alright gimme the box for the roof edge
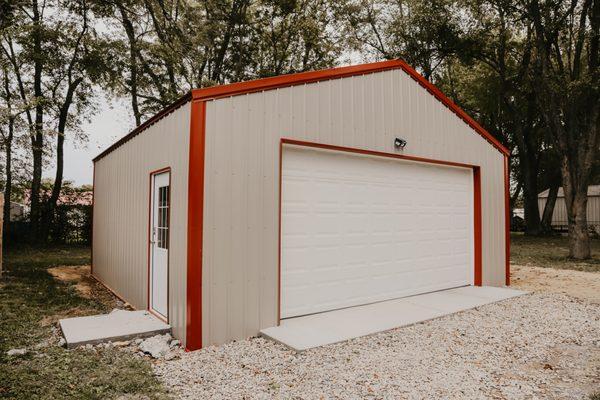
[93,92,192,162]
[191,60,404,101]
[393,60,510,156]
[192,59,509,156]
[94,59,509,162]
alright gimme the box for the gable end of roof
[94,59,509,162]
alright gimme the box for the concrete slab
[261,286,526,351]
[59,310,171,348]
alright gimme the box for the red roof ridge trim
[93,59,509,162]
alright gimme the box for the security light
[394,138,407,149]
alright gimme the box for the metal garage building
[92,60,510,351]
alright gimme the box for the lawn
[0,245,169,400]
[510,232,600,272]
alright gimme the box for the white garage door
[281,145,474,319]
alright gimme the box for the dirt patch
[47,265,129,310]
[511,264,600,303]
[48,265,93,298]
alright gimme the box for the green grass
[510,233,600,272]
[0,245,169,399]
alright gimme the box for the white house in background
[91,60,511,351]
[538,185,600,230]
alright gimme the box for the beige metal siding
[93,103,190,343]
[539,196,600,227]
[202,69,507,346]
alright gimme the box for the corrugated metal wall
[538,196,600,227]
[93,103,190,343]
[202,69,507,346]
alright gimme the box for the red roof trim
[190,60,404,101]
[191,59,508,155]
[94,59,509,161]
[93,92,192,162]
[393,60,509,156]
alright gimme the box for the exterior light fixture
[394,138,407,149]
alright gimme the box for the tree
[0,63,18,234]
[334,0,469,79]
[460,0,552,235]
[1,0,114,242]
[528,0,600,258]
[105,0,342,122]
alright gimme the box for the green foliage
[102,0,343,120]
[0,246,169,399]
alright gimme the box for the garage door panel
[281,146,474,318]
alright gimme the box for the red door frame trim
[504,155,511,285]
[186,100,206,351]
[277,139,483,323]
[147,167,172,323]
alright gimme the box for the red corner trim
[473,167,482,286]
[504,155,511,285]
[186,100,206,351]
[91,162,95,275]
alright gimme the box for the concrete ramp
[261,286,526,351]
[59,310,170,348]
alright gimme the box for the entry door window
[156,185,169,249]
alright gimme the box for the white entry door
[281,146,474,319]
[150,171,170,319]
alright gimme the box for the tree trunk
[560,154,592,259]
[2,69,13,237]
[540,183,559,232]
[3,122,12,237]
[211,0,249,83]
[42,78,82,241]
[117,3,142,126]
[30,0,44,241]
[519,152,542,235]
[567,191,591,259]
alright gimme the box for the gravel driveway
[154,293,599,399]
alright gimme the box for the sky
[45,95,133,186]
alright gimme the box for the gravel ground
[154,293,599,399]
[512,264,600,304]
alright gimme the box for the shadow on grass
[0,245,169,399]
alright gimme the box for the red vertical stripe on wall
[473,167,482,286]
[186,100,206,351]
[504,155,511,286]
[91,163,95,276]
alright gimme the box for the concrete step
[59,310,170,349]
